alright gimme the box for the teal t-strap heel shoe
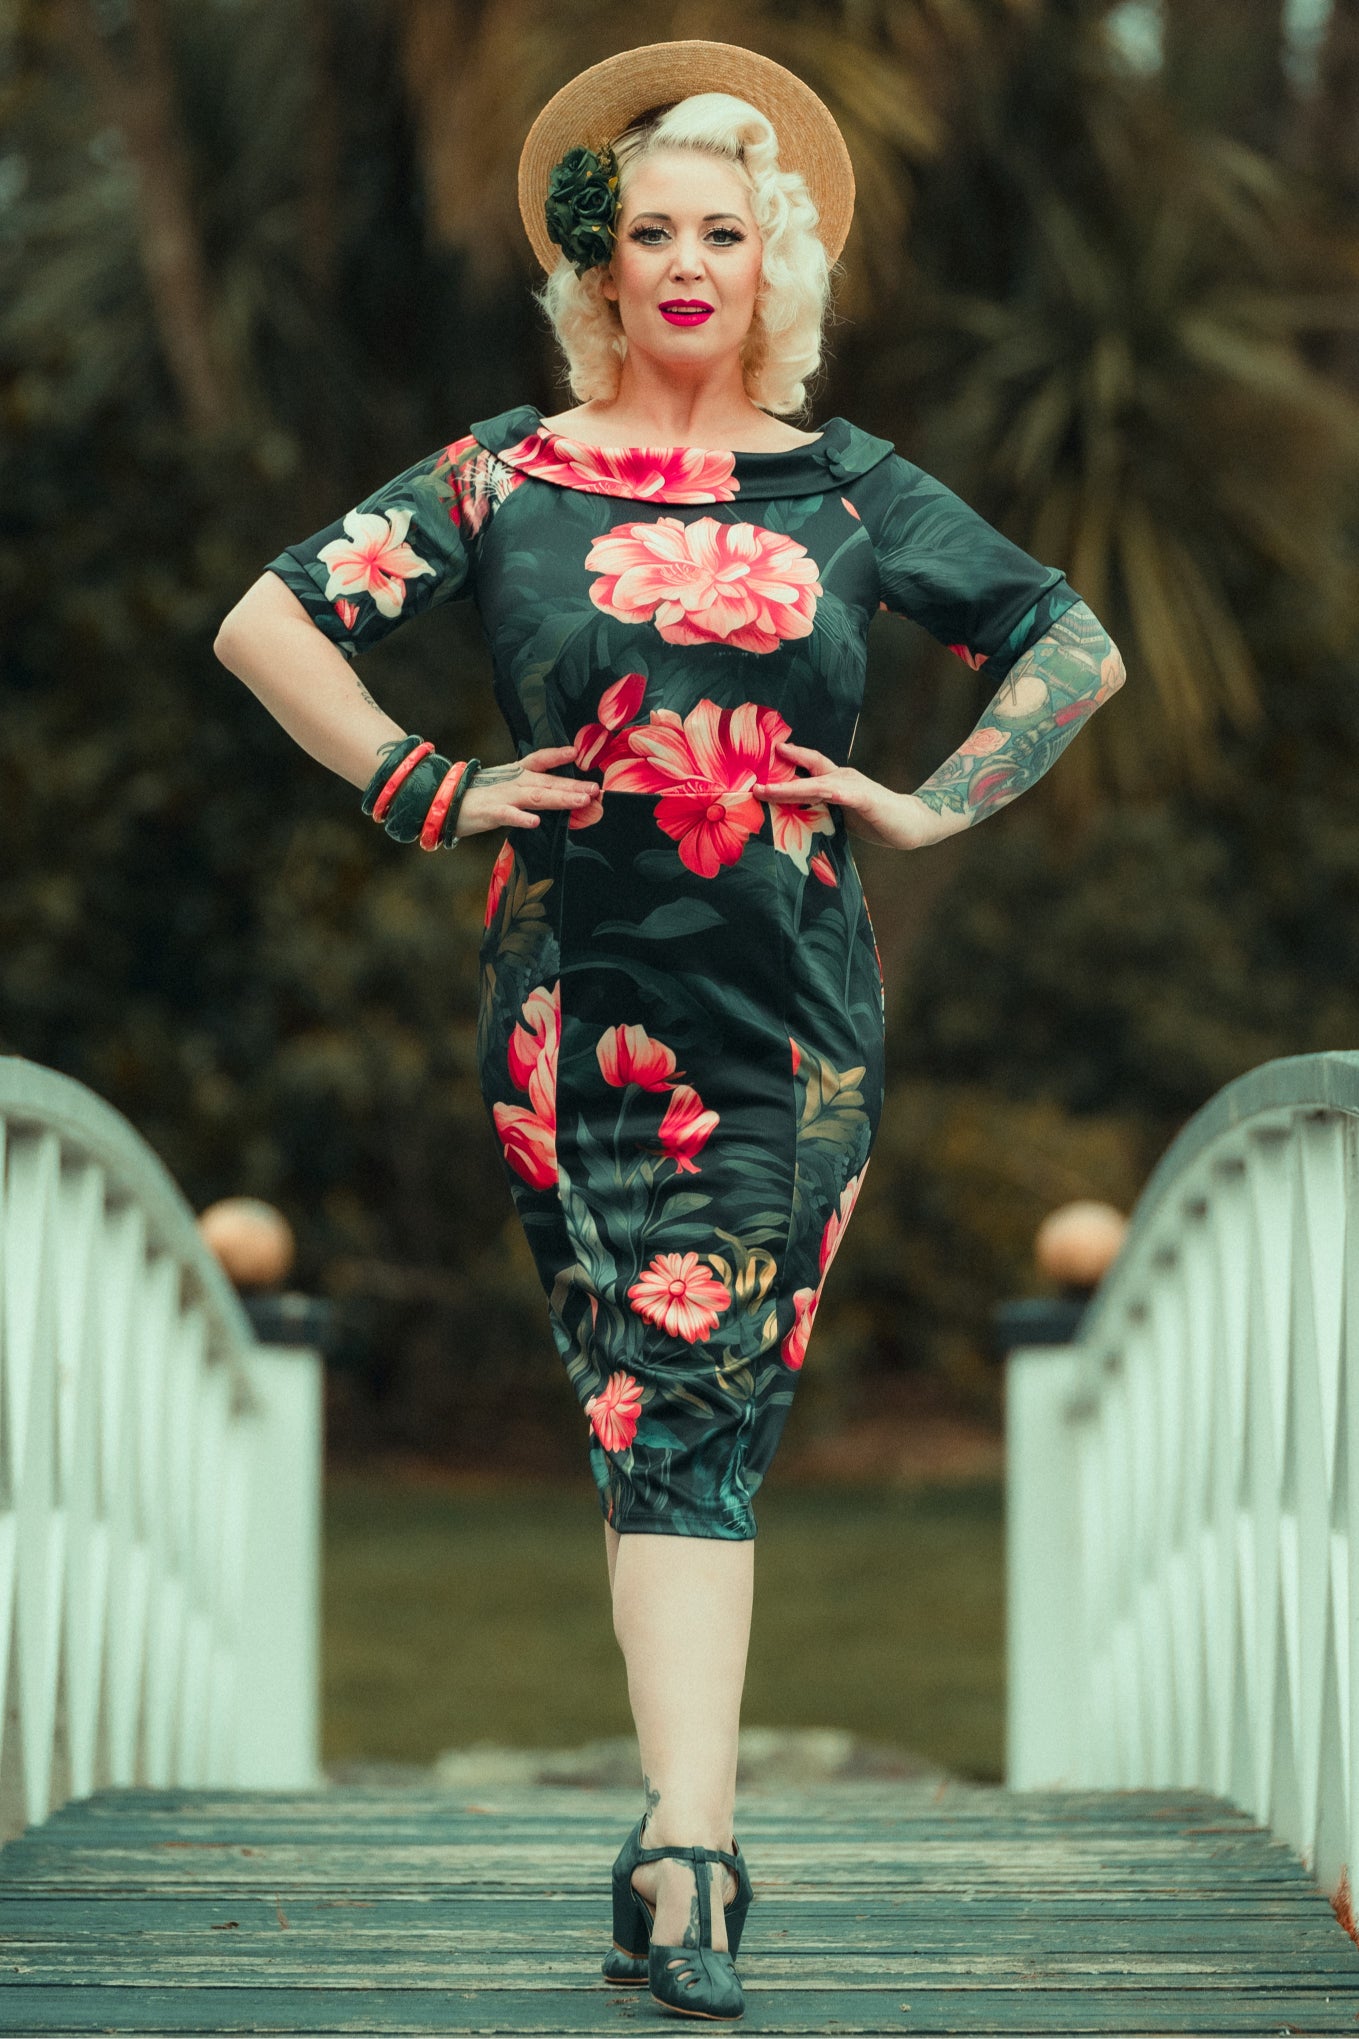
[602,1814,752,1987]
[634,1840,746,2020]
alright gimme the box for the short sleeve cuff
[264,551,359,662]
[982,574,1084,680]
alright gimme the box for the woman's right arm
[214,569,409,789]
[214,440,596,829]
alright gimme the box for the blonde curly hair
[532,92,837,419]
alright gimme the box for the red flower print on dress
[770,799,835,874]
[499,431,740,503]
[628,1251,732,1343]
[575,672,649,770]
[444,434,524,538]
[950,644,988,669]
[809,850,838,887]
[484,838,515,927]
[585,518,821,653]
[316,507,434,619]
[597,1023,683,1091]
[334,598,360,631]
[782,1286,819,1373]
[781,1159,871,1369]
[492,981,559,1189]
[656,1084,719,1174]
[789,1036,802,1075]
[569,671,648,831]
[603,697,831,880]
[584,1369,644,1451]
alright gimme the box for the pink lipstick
[659,300,714,326]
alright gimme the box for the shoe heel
[611,1861,651,1960]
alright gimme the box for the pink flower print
[628,1251,732,1343]
[584,1370,644,1451]
[494,981,559,1187]
[840,496,861,520]
[484,838,514,927]
[316,506,434,619]
[445,438,523,537]
[819,1161,870,1280]
[603,697,792,879]
[781,1161,870,1370]
[585,518,821,653]
[596,1022,682,1091]
[499,431,740,503]
[656,1083,719,1174]
[957,725,1008,757]
[789,1035,801,1075]
[334,598,360,631]
[950,644,988,669]
[770,798,835,873]
[574,670,648,775]
[492,1103,557,1190]
[781,1285,819,1370]
[809,850,838,886]
[570,672,648,831]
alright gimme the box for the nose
[669,232,707,282]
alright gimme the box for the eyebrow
[627,211,747,222]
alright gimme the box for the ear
[600,265,619,303]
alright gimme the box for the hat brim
[517,39,855,273]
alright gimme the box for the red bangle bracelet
[371,740,435,823]
[420,759,468,850]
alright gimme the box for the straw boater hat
[517,40,855,274]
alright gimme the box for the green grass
[323,1472,1007,1782]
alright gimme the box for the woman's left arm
[898,597,1126,845]
[754,600,1125,850]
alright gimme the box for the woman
[214,39,1125,2022]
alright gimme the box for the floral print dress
[264,403,1080,1539]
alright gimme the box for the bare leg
[604,1523,753,1957]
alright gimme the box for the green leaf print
[492,862,553,971]
[797,1051,868,1145]
[594,899,728,941]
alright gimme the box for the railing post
[233,1332,325,1789]
[1001,1298,1091,1791]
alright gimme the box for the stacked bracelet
[361,737,480,849]
[441,758,481,846]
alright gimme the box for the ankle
[642,1812,735,1852]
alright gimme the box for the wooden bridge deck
[0,1778,1355,2034]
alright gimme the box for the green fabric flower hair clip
[544,142,620,276]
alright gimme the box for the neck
[598,347,769,443]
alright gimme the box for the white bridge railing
[1007,1051,1358,1917]
[0,1056,323,1842]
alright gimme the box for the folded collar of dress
[467,403,894,503]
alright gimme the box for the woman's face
[601,147,764,368]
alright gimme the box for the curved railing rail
[1006,1051,1358,1916]
[0,1055,322,1841]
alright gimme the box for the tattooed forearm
[912,601,1125,825]
[472,762,528,786]
[353,673,384,714]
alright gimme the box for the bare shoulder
[537,402,824,454]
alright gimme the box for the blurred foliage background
[3,0,1359,1470]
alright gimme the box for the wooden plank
[0,1783,1352,2034]
[0,1984,1356,2032]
